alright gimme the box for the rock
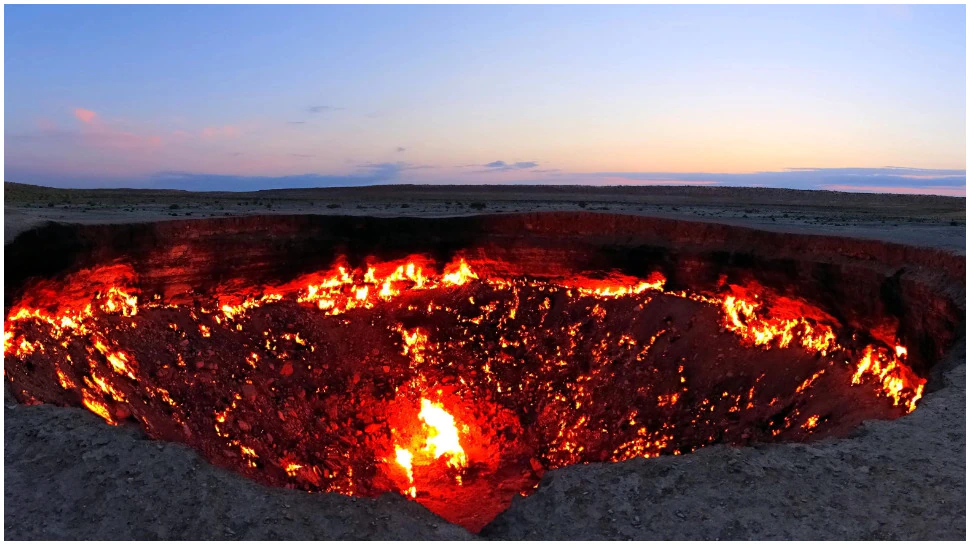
[529,458,544,473]
[241,384,257,402]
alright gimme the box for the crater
[3,212,962,532]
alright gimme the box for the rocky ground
[4,183,966,539]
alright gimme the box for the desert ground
[4,182,966,539]
[5,181,965,250]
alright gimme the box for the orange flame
[391,397,467,497]
[418,398,467,469]
[442,259,478,286]
[394,447,416,497]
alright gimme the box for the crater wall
[5,213,963,378]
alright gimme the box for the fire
[418,398,467,469]
[4,256,926,435]
[721,294,836,355]
[850,344,922,410]
[394,448,416,497]
[3,253,931,530]
[56,368,76,390]
[101,287,138,316]
[391,397,467,497]
[81,390,115,425]
[442,259,478,286]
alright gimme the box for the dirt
[4,183,966,540]
[5,182,965,252]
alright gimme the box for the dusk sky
[4,5,966,195]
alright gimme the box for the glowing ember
[3,255,928,531]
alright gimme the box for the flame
[390,397,467,497]
[3,252,930,519]
[101,287,138,316]
[418,398,467,469]
[56,368,76,390]
[442,259,478,286]
[721,295,835,354]
[81,390,115,425]
[394,447,416,497]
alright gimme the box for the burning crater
[4,213,961,532]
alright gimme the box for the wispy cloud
[307,105,342,114]
[74,107,97,124]
[592,167,965,196]
[478,160,541,172]
[11,107,163,150]
[357,161,434,172]
[146,162,418,191]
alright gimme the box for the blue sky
[4,5,966,195]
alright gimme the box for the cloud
[10,107,254,158]
[146,162,413,191]
[481,160,540,171]
[591,167,965,196]
[307,105,342,114]
[9,125,162,151]
[287,121,306,125]
[290,153,315,158]
[356,161,434,172]
[512,161,538,169]
[74,108,97,124]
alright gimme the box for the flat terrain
[5,182,965,250]
[4,182,966,539]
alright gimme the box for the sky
[4,4,966,195]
